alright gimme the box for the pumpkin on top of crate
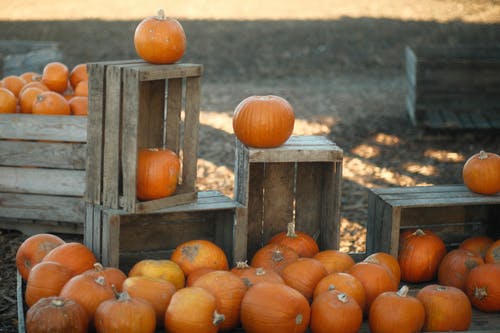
[462,150,500,195]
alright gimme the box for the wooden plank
[137,79,165,149]
[405,46,417,87]
[84,203,95,250]
[182,76,201,193]
[246,163,265,258]
[323,161,342,250]
[0,114,87,142]
[214,209,235,264]
[102,213,121,268]
[137,63,203,81]
[0,140,86,169]
[232,206,248,263]
[17,271,25,333]
[133,192,197,213]
[0,167,85,196]
[165,78,183,153]
[295,162,323,239]
[0,192,84,222]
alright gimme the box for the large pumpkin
[279,257,328,301]
[170,239,229,276]
[16,233,65,280]
[310,290,362,333]
[250,243,298,273]
[313,249,355,274]
[25,261,73,307]
[312,272,366,310]
[437,249,483,290]
[26,297,88,333]
[82,263,127,292]
[465,263,500,312]
[462,150,500,195]
[136,148,180,201]
[232,95,295,148]
[41,242,96,276]
[134,9,186,64]
[268,222,319,258]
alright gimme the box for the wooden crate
[234,135,343,260]
[367,184,500,257]
[85,60,202,213]
[0,114,87,235]
[405,45,500,130]
[84,191,245,273]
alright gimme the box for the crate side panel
[165,78,182,153]
[137,79,165,149]
[246,163,265,258]
[320,161,342,250]
[295,162,323,240]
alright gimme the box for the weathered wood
[165,78,183,153]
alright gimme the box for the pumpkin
[231,261,284,287]
[69,64,88,89]
[74,79,88,96]
[348,261,398,313]
[19,87,44,114]
[398,228,446,283]
[279,257,328,301]
[437,248,484,290]
[41,62,69,93]
[122,276,176,327]
[192,270,248,331]
[136,148,180,200]
[232,95,295,148]
[186,267,216,287]
[313,249,356,273]
[20,71,41,83]
[25,296,88,333]
[32,91,71,115]
[485,239,500,264]
[268,222,319,257]
[25,261,73,307]
[165,286,225,333]
[134,9,186,64]
[69,96,88,116]
[0,87,17,113]
[94,291,156,333]
[170,239,229,276]
[416,284,472,331]
[240,282,310,333]
[83,262,127,292]
[59,274,115,322]
[1,75,26,97]
[310,290,362,333]
[459,236,495,259]
[364,252,401,285]
[19,81,49,97]
[128,259,185,290]
[250,243,298,273]
[369,285,425,333]
[16,233,65,280]
[42,242,96,276]
[465,263,500,312]
[312,272,366,310]
[462,150,500,195]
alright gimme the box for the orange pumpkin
[32,91,71,115]
[437,249,484,290]
[310,290,362,333]
[417,284,472,331]
[15,233,65,280]
[165,287,224,333]
[398,229,446,283]
[134,9,186,64]
[369,285,425,333]
[250,243,298,273]
[313,249,355,273]
[41,242,96,276]
[0,87,18,114]
[279,257,328,301]
[459,236,495,259]
[465,263,500,312]
[233,95,295,148]
[462,151,500,195]
[69,96,88,116]
[25,261,73,307]
[20,71,41,83]
[19,86,44,114]
[364,252,401,285]
[170,239,229,276]
[313,272,366,310]
[26,297,88,333]
[73,79,88,96]
[41,62,69,93]
[136,148,180,200]
[240,282,310,333]
[19,81,49,97]
[1,75,26,97]
[82,262,127,292]
[186,267,216,287]
[69,63,88,89]
[485,239,500,264]
[268,222,319,257]
[128,259,185,290]
[231,261,284,287]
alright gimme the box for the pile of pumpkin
[0,61,88,115]
[16,222,500,333]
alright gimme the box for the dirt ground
[1,1,500,331]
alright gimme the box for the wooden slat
[322,160,342,250]
[182,76,201,192]
[0,140,86,169]
[165,78,183,153]
[137,63,203,81]
[295,162,323,240]
[137,79,165,149]
[0,166,85,196]
[0,114,87,142]
[246,163,265,258]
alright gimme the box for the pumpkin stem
[337,293,349,303]
[50,298,65,307]
[327,284,336,291]
[157,9,166,20]
[117,290,131,302]
[295,313,304,325]
[272,250,284,262]
[397,285,409,297]
[235,261,250,269]
[111,284,120,299]
[95,276,106,286]
[474,286,488,300]
[478,150,489,160]
[255,267,267,276]
[414,229,426,236]
[286,222,298,238]
[242,277,253,287]
[93,262,105,271]
[212,310,225,326]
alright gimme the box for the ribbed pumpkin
[462,151,500,195]
[485,239,500,264]
[268,222,319,257]
[0,87,17,113]
[310,290,362,333]
[25,261,73,307]
[42,242,96,276]
[15,233,65,281]
[41,62,69,93]
[19,86,44,114]
[465,263,500,312]
[82,263,127,292]
[186,267,216,287]
[94,291,156,333]
[313,249,355,274]
[312,272,366,310]
[364,252,401,285]
[69,64,88,90]
[250,243,298,273]
[134,9,186,64]
[369,286,425,333]
[417,284,472,331]
[459,236,494,259]
[170,239,229,276]
[192,270,248,331]
[32,91,71,115]
[398,229,446,283]
[128,259,185,290]
[122,276,176,327]
[231,261,284,287]
[280,257,328,301]
[165,287,225,333]
[233,95,295,148]
[437,249,484,290]
[26,297,88,333]
[136,148,180,201]
[240,282,310,333]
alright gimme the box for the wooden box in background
[367,184,500,257]
[234,135,343,260]
[0,114,87,235]
[85,60,203,214]
[405,45,500,130]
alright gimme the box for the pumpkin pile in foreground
[16,225,500,333]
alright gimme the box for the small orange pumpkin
[313,249,356,273]
[268,222,319,257]
[128,259,185,290]
[42,62,69,93]
[0,87,17,114]
[25,261,73,307]
[19,87,44,114]
[465,263,500,312]
[136,148,180,201]
[313,272,366,310]
[437,249,484,290]
[250,243,298,273]
[26,297,88,333]
[186,267,216,287]
[170,239,229,276]
[20,71,41,83]
[69,96,88,116]
[462,150,500,195]
[41,242,96,276]
[310,290,362,333]
[364,252,401,285]
[459,236,495,259]
[279,257,328,301]
[484,239,500,264]
[231,261,284,287]
[82,262,127,292]
[32,91,71,115]
[1,75,26,97]
[69,64,88,89]
[134,9,186,64]
[73,79,88,96]
[233,95,295,148]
